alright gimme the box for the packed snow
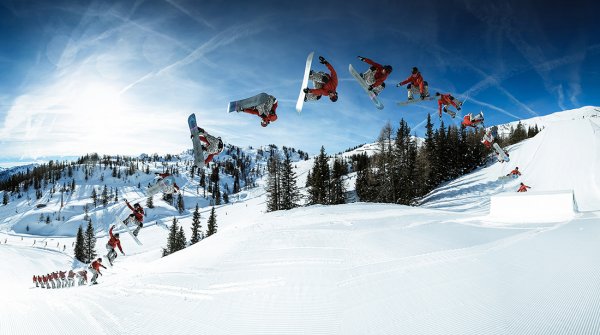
[0,107,599,334]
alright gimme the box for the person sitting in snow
[106,225,125,265]
[461,111,484,128]
[190,128,225,165]
[357,56,393,96]
[303,56,338,102]
[89,258,106,285]
[507,167,521,178]
[124,200,145,236]
[435,92,461,118]
[517,182,531,192]
[241,94,278,127]
[397,67,429,100]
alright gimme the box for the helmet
[515,167,519,169]
[134,203,141,208]
[97,258,102,262]
[384,65,392,73]
[261,120,269,127]
[114,233,120,238]
[412,67,419,74]
[330,92,338,102]
[217,138,224,152]
[435,92,441,96]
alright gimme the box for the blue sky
[0,0,599,163]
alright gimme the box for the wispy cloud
[164,0,214,29]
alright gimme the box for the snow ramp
[489,190,577,222]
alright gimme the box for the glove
[396,83,402,87]
[368,85,373,91]
[357,56,365,62]
[318,56,326,64]
[303,88,310,93]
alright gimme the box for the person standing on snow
[67,270,76,287]
[52,272,60,288]
[517,182,531,192]
[124,199,145,237]
[190,129,225,165]
[59,270,67,288]
[241,95,278,127]
[397,67,430,100]
[89,258,107,285]
[33,275,38,288]
[303,56,338,102]
[106,225,125,265]
[77,270,88,286]
[357,56,393,96]
[435,92,461,118]
[507,167,522,178]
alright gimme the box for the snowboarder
[52,272,60,288]
[461,112,485,128]
[33,275,38,288]
[59,270,67,288]
[190,128,225,165]
[481,129,495,149]
[89,258,106,285]
[507,167,521,178]
[435,92,461,118]
[38,275,45,289]
[397,67,430,100]
[154,173,180,194]
[67,270,76,287]
[43,275,50,289]
[124,200,145,237]
[240,94,278,127]
[77,270,88,286]
[356,56,392,96]
[303,56,338,102]
[106,225,125,266]
[517,182,531,192]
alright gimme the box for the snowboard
[492,143,510,162]
[296,51,314,113]
[146,175,177,196]
[227,93,271,113]
[118,216,143,246]
[188,113,205,168]
[349,64,384,110]
[498,174,519,181]
[397,96,435,106]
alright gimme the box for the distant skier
[397,67,430,100]
[124,200,145,237]
[303,56,338,102]
[89,258,107,285]
[461,112,485,128]
[77,270,88,286]
[507,167,521,178]
[241,94,278,127]
[435,92,461,118]
[357,56,393,96]
[190,128,225,165]
[106,225,125,266]
[517,182,531,192]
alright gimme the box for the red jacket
[108,226,124,253]
[91,260,106,273]
[33,275,37,282]
[461,115,483,128]
[438,94,459,113]
[199,136,217,165]
[126,202,144,222]
[308,62,338,97]
[68,270,75,278]
[509,169,521,176]
[363,58,389,88]
[517,184,531,192]
[78,271,88,280]
[42,275,48,283]
[52,272,58,280]
[243,103,278,124]
[400,71,425,93]
[59,271,66,279]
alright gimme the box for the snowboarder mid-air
[191,128,225,165]
[303,56,338,102]
[517,182,531,192]
[241,94,278,127]
[106,225,124,266]
[481,128,495,149]
[397,67,430,100]
[124,200,145,237]
[89,258,107,285]
[154,173,180,194]
[436,92,461,118]
[356,56,392,96]
[461,112,485,128]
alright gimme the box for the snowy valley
[1,107,600,335]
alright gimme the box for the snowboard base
[349,64,384,110]
[296,51,314,113]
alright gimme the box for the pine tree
[190,204,203,244]
[71,178,76,192]
[177,193,185,214]
[74,225,86,262]
[146,196,154,209]
[84,219,97,263]
[308,146,330,205]
[329,157,347,205]
[91,188,98,207]
[175,226,187,252]
[114,188,119,202]
[2,191,8,205]
[101,185,108,207]
[206,207,217,237]
[266,153,281,211]
[163,217,179,257]
[280,150,301,209]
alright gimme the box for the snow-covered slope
[421,106,600,212]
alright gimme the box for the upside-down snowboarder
[435,92,462,118]
[303,56,338,102]
[461,112,485,128]
[190,128,225,165]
